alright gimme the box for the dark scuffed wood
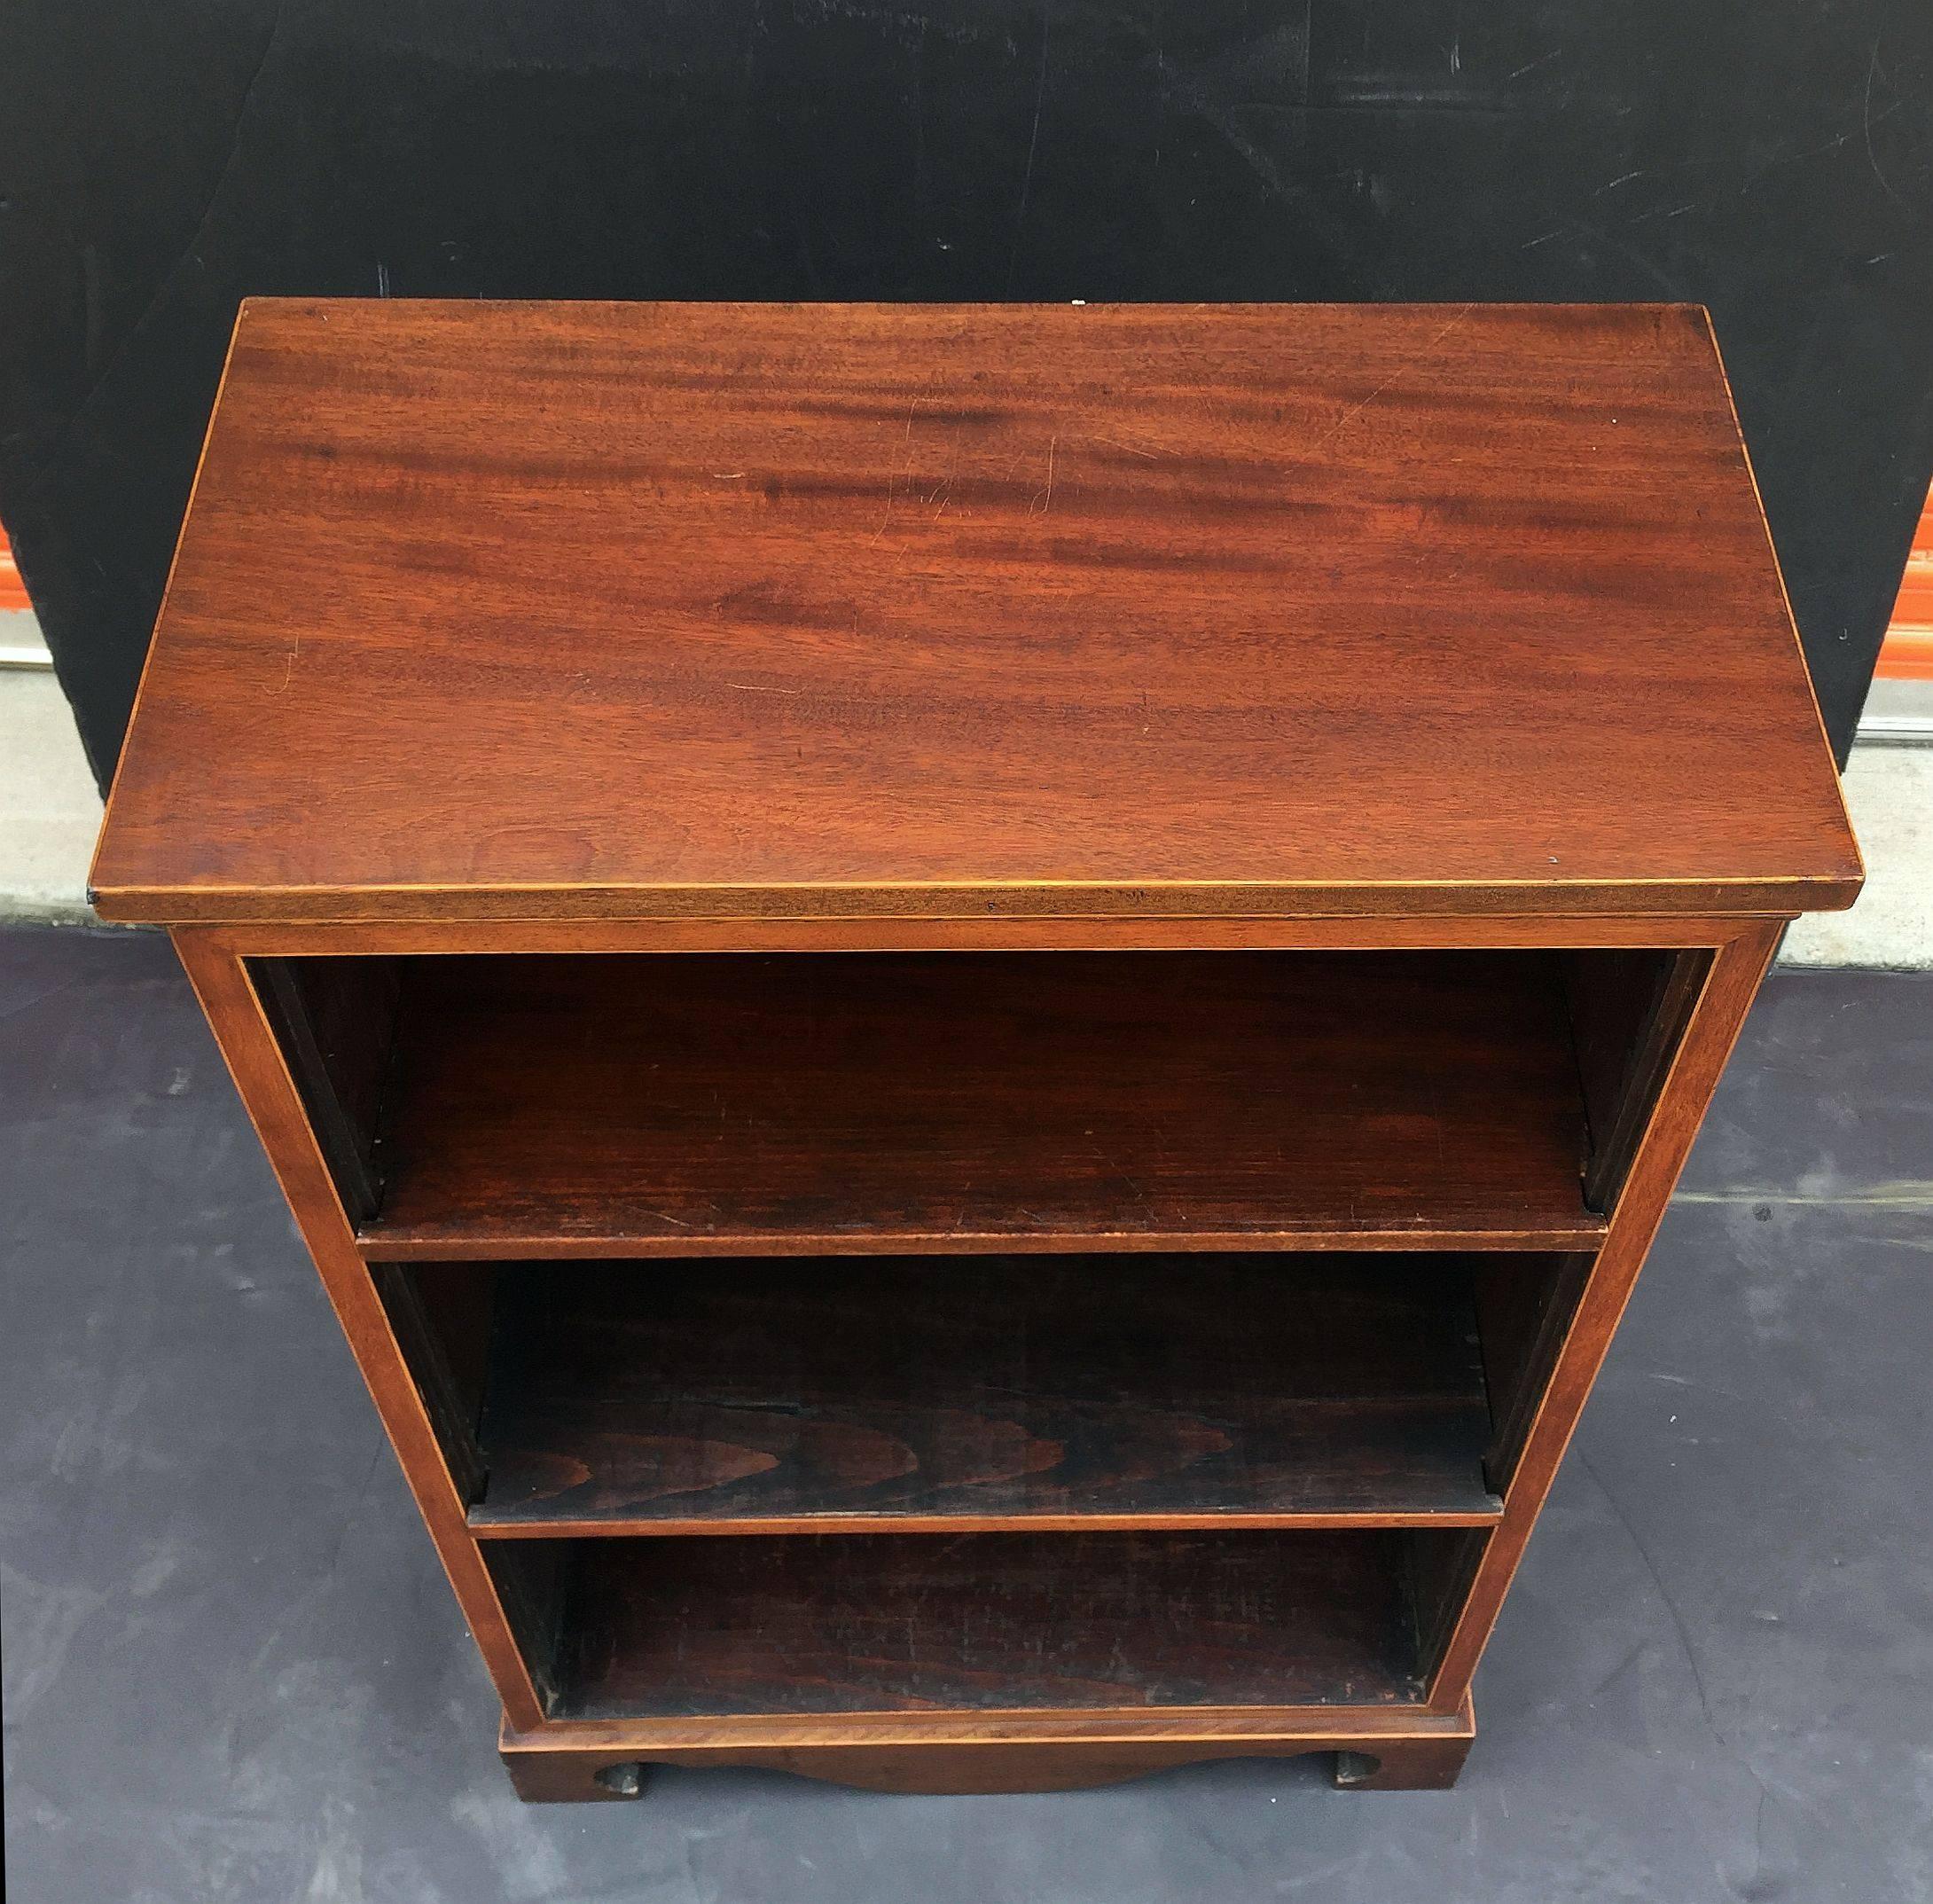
[250,955,399,1222]
[1405,1527,1490,1678]
[1332,1728,1474,1791]
[358,950,1603,1257]
[91,301,1859,927]
[372,1260,493,1506]
[1561,948,1712,1212]
[481,1541,568,1712]
[1471,1252,1595,1493]
[555,1532,1432,1719]
[466,1254,1502,1533]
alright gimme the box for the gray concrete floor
[3,926,1929,1903]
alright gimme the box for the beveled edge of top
[86,875,1859,928]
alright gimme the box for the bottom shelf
[495,1530,1476,1722]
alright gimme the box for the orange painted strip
[1890,558,1933,623]
[1876,623,1933,680]
[1876,489,1933,679]
[0,528,29,613]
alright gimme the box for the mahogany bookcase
[90,300,1860,1798]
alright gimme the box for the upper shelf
[356,949,1605,1258]
[90,301,1859,927]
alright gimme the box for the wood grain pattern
[90,300,1859,926]
[496,1695,1479,1798]
[357,950,1603,1257]
[460,1254,1504,1534]
[191,914,1771,957]
[103,302,1858,1798]
[552,1532,1436,1719]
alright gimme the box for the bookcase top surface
[92,299,1859,924]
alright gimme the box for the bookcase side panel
[1426,922,1783,1708]
[169,928,550,1732]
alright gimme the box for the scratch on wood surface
[272,631,300,693]
[1309,304,1475,451]
[873,396,930,544]
[1029,435,1059,514]
[726,682,805,695]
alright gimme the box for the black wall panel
[3,1,1929,784]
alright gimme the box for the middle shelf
[380,1252,1538,1538]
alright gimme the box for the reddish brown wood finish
[98,302,1860,1799]
[183,914,1781,956]
[461,1254,1504,1534]
[163,913,1796,1795]
[360,951,1601,1258]
[498,1696,1478,1798]
[554,1532,1430,1718]
[94,301,1857,927]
